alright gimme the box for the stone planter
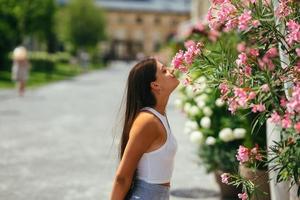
[239,165,271,200]
[214,170,241,199]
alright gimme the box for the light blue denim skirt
[126,179,170,200]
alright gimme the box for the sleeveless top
[136,107,178,184]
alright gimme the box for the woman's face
[153,60,180,95]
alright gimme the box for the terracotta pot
[239,165,271,200]
[214,170,242,199]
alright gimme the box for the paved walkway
[0,61,220,200]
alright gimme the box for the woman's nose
[168,68,175,75]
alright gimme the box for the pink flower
[224,18,238,32]
[275,0,292,19]
[212,0,229,5]
[251,103,266,113]
[172,50,184,69]
[261,84,270,92]
[183,77,191,85]
[236,53,248,66]
[236,145,250,163]
[248,91,256,100]
[237,42,246,52]
[280,97,287,107]
[249,48,259,57]
[219,83,229,95]
[208,30,220,42]
[296,48,300,57]
[252,20,260,27]
[238,10,252,31]
[286,20,300,45]
[195,22,205,32]
[269,111,281,124]
[184,40,196,49]
[228,98,238,113]
[265,47,278,58]
[184,42,202,64]
[294,122,300,133]
[238,192,248,200]
[234,87,248,107]
[251,145,263,161]
[244,65,252,76]
[221,173,230,184]
[286,85,300,113]
[282,114,292,129]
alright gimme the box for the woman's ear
[150,81,160,91]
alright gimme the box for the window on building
[154,17,161,25]
[136,15,143,24]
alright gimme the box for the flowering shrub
[175,75,251,173]
[171,0,300,198]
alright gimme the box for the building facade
[98,0,190,60]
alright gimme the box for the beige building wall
[105,10,189,59]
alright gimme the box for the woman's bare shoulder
[130,111,160,137]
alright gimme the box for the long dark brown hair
[119,58,157,159]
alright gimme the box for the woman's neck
[154,97,169,116]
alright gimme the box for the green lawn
[0,63,104,89]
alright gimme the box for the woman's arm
[110,113,159,200]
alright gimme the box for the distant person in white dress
[11,46,30,97]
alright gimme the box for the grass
[0,63,104,89]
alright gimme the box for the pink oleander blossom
[236,145,250,163]
[294,122,300,133]
[296,48,300,57]
[286,85,300,113]
[249,48,259,57]
[236,53,248,66]
[208,30,220,42]
[224,18,238,32]
[251,103,266,113]
[212,0,229,5]
[234,87,248,107]
[171,50,185,70]
[238,192,248,200]
[252,20,260,27]
[221,173,230,184]
[237,42,246,52]
[286,20,300,45]
[244,65,252,76]
[238,10,252,31]
[280,97,287,107]
[265,47,278,58]
[275,0,292,19]
[184,40,196,49]
[219,82,229,95]
[248,91,256,100]
[261,84,270,92]
[228,98,239,114]
[282,113,292,128]
[269,111,281,124]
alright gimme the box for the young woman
[110,58,179,200]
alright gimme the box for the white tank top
[136,107,178,184]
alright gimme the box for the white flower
[205,136,216,145]
[205,88,213,93]
[219,128,235,142]
[186,85,194,98]
[198,82,207,92]
[174,99,183,109]
[200,117,211,128]
[183,102,192,113]
[189,131,203,143]
[184,127,192,135]
[233,128,246,139]
[195,96,206,108]
[198,94,209,101]
[185,120,198,130]
[196,76,207,83]
[215,98,225,107]
[203,106,213,116]
[188,105,200,116]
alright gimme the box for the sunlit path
[0,61,219,200]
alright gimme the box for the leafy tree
[64,0,106,52]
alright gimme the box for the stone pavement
[0,61,220,200]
